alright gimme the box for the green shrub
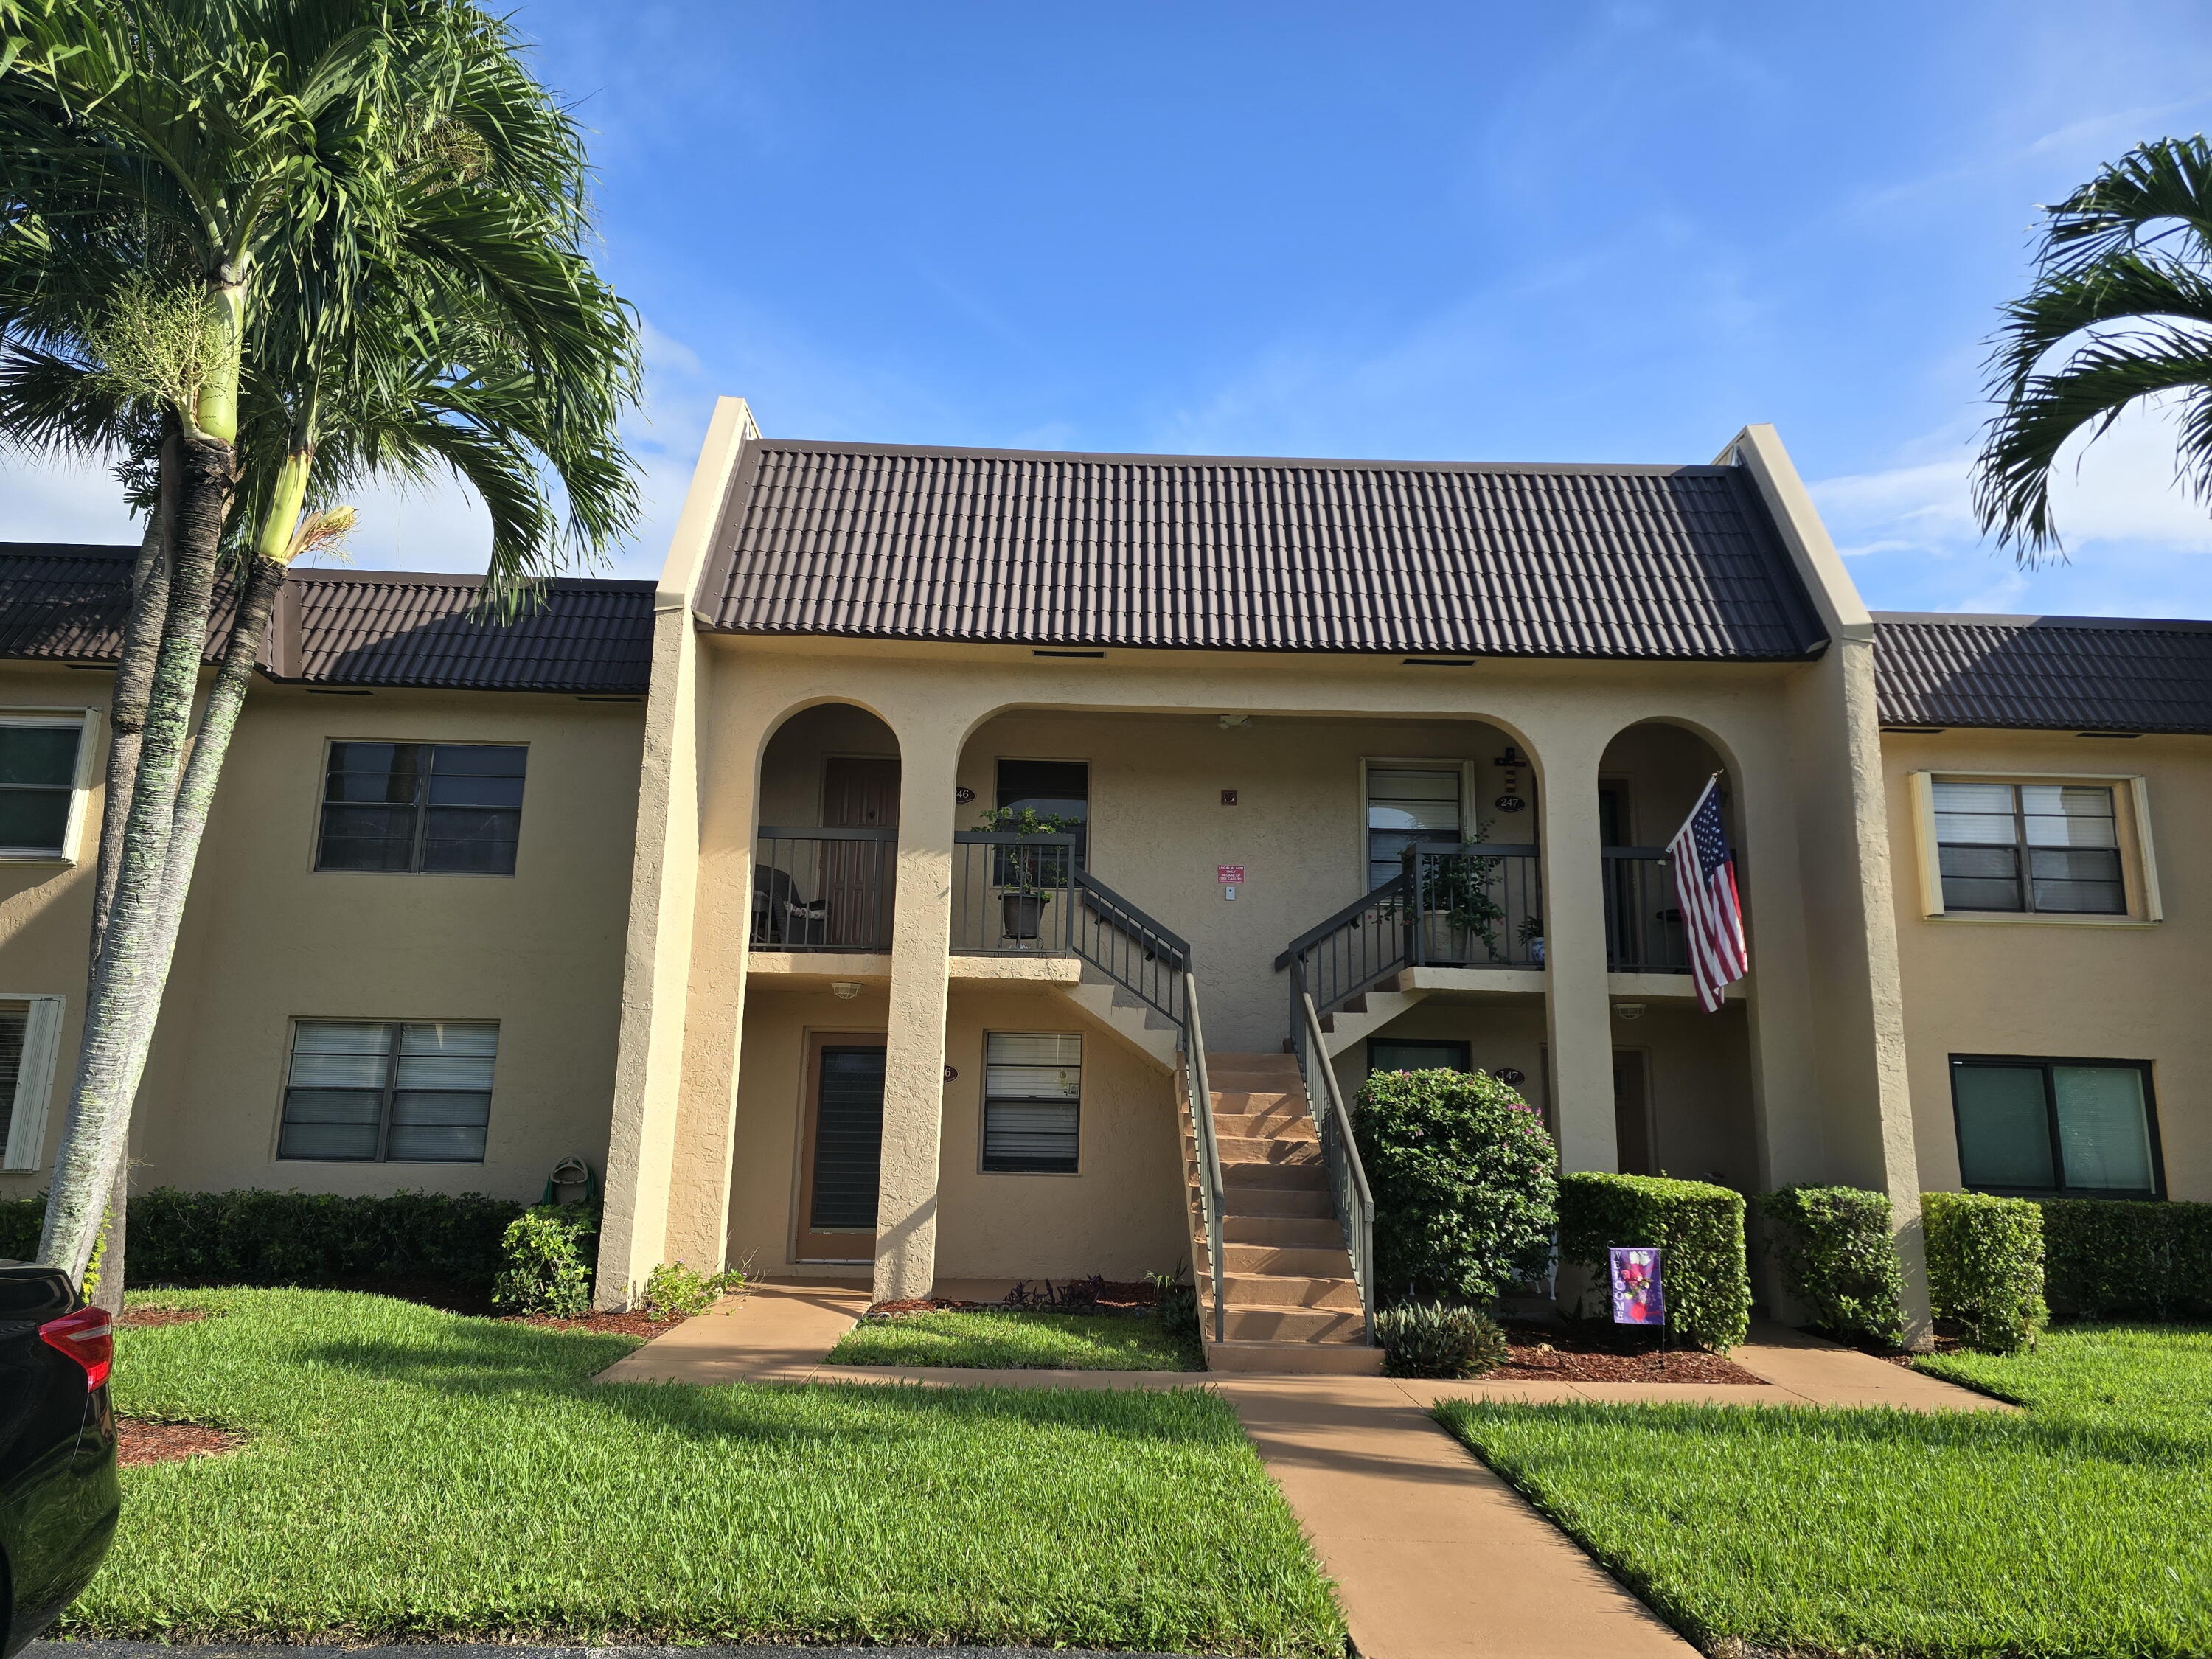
[1759,1183,1907,1346]
[491,1206,600,1317]
[1375,1301,1510,1379]
[129,1187,524,1290]
[1354,1067,1558,1304]
[1558,1172,1752,1352]
[1924,1191,2047,1353]
[639,1258,742,1320]
[0,1195,40,1261]
[2038,1198,2212,1321]
[1149,1270,1200,1343]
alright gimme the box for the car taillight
[39,1307,113,1391]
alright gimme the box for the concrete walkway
[594,1296,2004,1659]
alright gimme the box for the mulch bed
[512,1309,689,1338]
[117,1418,246,1467]
[868,1279,1162,1320]
[118,1306,215,1328]
[1492,1321,1764,1384]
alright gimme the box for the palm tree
[1978,135,2212,557]
[0,0,641,1284]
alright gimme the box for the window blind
[983,1032,1081,1173]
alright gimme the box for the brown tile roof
[1874,613,2212,735]
[0,544,653,695]
[702,440,1830,660]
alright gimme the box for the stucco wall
[727,980,1186,1280]
[1883,727,2212,1202]
[0,667,644,1207]
[0,666,108,1191]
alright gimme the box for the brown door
[796,1033,886,1261]
[1613,1050,1653,1176]
[821,757,898,950]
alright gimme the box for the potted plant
[977,805,1082,941]
[1405,830,1506,963]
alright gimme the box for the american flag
[1666,778,1747,1012]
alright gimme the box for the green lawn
[1435,1324,2212,1658]
[83,1287,1342,1653]
[824,1307,1199,1371]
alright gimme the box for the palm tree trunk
[38,433,234,1284]
[83,435,178,1318]
[92,428,179,952]
[129,552,285,1044]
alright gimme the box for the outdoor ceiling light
[830,981,863,1001]
[1218,714,1251,728]
[1613,1003,1646,1021]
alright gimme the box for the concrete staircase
[1063,973,1180,1068]
[1183,1051,1382,1374]
[1310,977,1432,1058]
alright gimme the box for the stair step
[1203,1338,1385,1376]
[1222,1305,1368,1343]
[1217,1185,1332,1218]
[1223,1272,1364,1310]
[1211,1136,1322,1166]
[1206,1241,1357,1276]
[1223,1214,1344,1247]
[1224,1161,1329,1190]
[1207,1114,1316,1141]
[1208,1088,1304,1110]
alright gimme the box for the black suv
[0,1262,119,1658]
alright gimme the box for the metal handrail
[1181,970,1225,1344]
[1273,871,1411,970]
[756,824,900,841]
[1293,971,1374,1344]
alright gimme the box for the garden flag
[1666,776,1748,1012]
[1610,1247,1664,1325]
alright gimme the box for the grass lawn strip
[83,1287,1343,1655]
[1433,1324,2212,1659]
[824,1307,1197,1371]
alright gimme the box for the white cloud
[1810,400,2212,617]
[0,450,139,546]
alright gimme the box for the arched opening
[1595,720,1756,1188]
[752,703,901,953]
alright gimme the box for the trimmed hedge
[1558,1172,1751,1352]
[2040,1198,2212,1321]
[129,1188,524,1290]
[1924,1191,2047,1353]
[1759,1184,1907,1347]
[1353,1067,1558,1304]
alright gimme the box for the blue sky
[14,1,2212,616]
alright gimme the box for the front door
[821,757,898,950]
[796,1035,886,1262]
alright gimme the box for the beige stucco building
[0,402,2199,1366]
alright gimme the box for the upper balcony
[745,703,1736,1048]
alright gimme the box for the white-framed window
[1363,761,1470,890]
[982,1032,1081,1174]
[1908,771,2160,921]
[0,711,94,863]
[0,995,65,1172]
[278,1019,498,1162]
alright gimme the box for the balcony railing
[1603,847,1688,974]
[751,827,897,953]
[1406,844,1545,969]
[951,831,1081,954]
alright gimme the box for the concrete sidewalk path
[1218,1376,1694,1659]
[591,1281,870,1385]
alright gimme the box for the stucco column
[873,722,960,1302]
[1536,732,1618,1174]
